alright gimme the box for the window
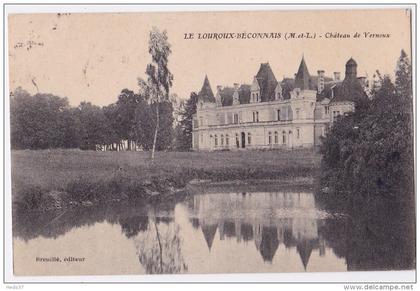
[248,132,252,145]
[215,135,218,146]
[275,131,278,144]
[199,116,203,126]
[282,131,286,144]
[233,113,239,124]
[252,111,259,122]
[325,106,329,115]
[200,134,203,143]
[226,134,229,146]
[277,109,281,121]
[277,92,281,99]
[235,133,239,148]
[268,132,272,145]
[256,93,259,102]
[296,108,300,119]
[296,128,300,139]
[221,134,224,146]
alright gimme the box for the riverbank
[11,149,321,212]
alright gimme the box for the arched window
[247,132,252,145]
[226,134,229,146]
[275,131,278,144]
[268,132,272,145]
[256,93,259,102]
[296,128,300,139]
[282,131,286,144]
[235,133,240,148]
[277,92,281,99]
[215,135,218,146]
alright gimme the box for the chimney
[334,72,341,81]
[317,70,325,94]
[234,83,239,91]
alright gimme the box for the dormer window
[256,93,259,102]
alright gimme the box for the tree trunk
[151,102,159,161]
[153,220,163,273]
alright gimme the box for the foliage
[176,92,198,150]
[138,27,174,159]
[320,50,414,206]
[10,88,73,149]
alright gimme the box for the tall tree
[76,102,108,150]
[114,89,142,150]
[395,50,412,101]
[177,92,198,150]
[138,27,174,160]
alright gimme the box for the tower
[345,58,357,79]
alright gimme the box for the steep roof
[258,226,280,262]
[217,84,251,106]
[331,77,367,103]
[295,57,312,90]
[256,63,278,102]
[201,223,218,250]
[198,75,215,103]
[296,239,318,271]
[219,87,235,106]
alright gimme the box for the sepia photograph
[4,4,416,283]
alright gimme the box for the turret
[295,56,312,90]
[197,75,216,110]
[345,58,357,79]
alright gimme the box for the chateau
[192,57,368,151]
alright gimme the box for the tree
[76,102,108,150]
[176,92,198,150]
[114,89,142,150]
[138,27,174,160]
[320,50,413,204]
[10,88,73,149]
[395,50,412,101]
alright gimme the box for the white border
[2,2,417,285]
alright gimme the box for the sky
[8,8,411,106]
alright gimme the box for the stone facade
[192,57,367,151]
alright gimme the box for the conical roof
[255,63,278,102]
[295,56,312,90]
[296,239,317,271]
[201,223,218,250]
[258,226,280,262]
[198,75,215,103]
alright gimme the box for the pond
[12,181,414,275]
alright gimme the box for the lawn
[11,149,321,211]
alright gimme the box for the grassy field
[11,149,321,211]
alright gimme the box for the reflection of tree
[135,217,188,274]
[120,216,148,238]
[319,198,415,271]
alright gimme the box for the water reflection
[186,191,327,269]
[12,182,414,275]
